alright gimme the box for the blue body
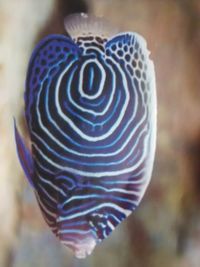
[15,27,156,257]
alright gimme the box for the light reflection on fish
[14,13,157,258]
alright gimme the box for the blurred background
[0,0,200,266]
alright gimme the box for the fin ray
[64,13,118,40]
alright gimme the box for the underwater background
[0,0,200,266]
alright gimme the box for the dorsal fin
[64,13,119,40]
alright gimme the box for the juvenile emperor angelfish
[14,13,157,258]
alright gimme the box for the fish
[14,13,157,258]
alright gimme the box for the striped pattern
[24,32,156,258]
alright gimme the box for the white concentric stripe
[37,172,66,196]
[67,57,116,116]
[34,69,146,159]
[61,193,134,206]
[108,214,121,224]
[36,191,57,218]
[102,169,148,186]
[55,56,130,141]
[33,49,150,157]
[36,188,55,209]
[76,183,142,195]
[35,153,147,187]
[33,52,148,157]
[82,45,105,56]
[34,158,54,174]
[57,202,131,222]
[32,64,145,161]
[34,88,142,158]
[107,221,115,231]
[32,124,148,167]
[38,182,57,203]
[78,59,106,99]
[33,131,150,177]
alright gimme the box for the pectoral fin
[14,119,34,188]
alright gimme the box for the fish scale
[14,13,157,259]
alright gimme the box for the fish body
[15,13,157,258]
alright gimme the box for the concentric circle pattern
[25,32,156,258]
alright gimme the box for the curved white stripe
[78,59,106,99]
[61,193,134,206]
[57,202,131,221]
[33,131,149,177]
[55,57,130,141]
[67,58,116,116]
[76,184,142,195]
[37,173,66,196]
[82,45,105,56]
[107,221,115,231]
[34,84,142,158]
[32,40,153,160]
[32,124,148,167]
[36,191,57,218]
[38,183,57,203]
